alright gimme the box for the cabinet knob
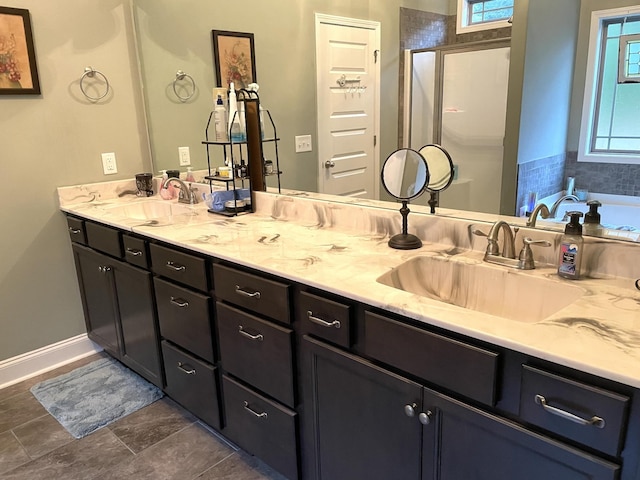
[404,403,418,417]
[419,411,433,425]
[324,160,336,169]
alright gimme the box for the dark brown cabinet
[71,242,162,387]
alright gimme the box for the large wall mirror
[131,0,640,242]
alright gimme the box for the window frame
[456,0,513,35]
[578,6,640,165]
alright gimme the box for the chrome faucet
[162,177,199,204]
[485,220,517,259]
[549,194,580,218]
[526,203,551,227]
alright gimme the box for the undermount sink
[377,256,584,323]
[104,201,196,221]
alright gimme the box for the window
[579,7,640,164]
[457,0,513,34]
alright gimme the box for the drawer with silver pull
[212,263,290,324]
[122,234,149,269]
[298,290,352,348]
[162,340,221,430]
[150,243,208,291]
[155,277,215,363]
[85,221,123,258]
[217,301,295,408]
[222,374,298,480]
[519,365,630,457]
[66,216,87,245]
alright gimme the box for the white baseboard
[0,334,103,389]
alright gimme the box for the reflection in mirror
[381,149,430,250]
[419,144,454,214]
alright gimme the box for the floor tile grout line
[191,451,238,480]
[108,426,138,456]
[9,429,32,461]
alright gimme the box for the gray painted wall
[0,0,150,362]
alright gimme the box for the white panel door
[316,15,380,198]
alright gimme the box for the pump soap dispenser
[583,200,603,237]
[558,211,584,280]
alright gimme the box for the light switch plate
[295,135,312,153]
[101,152,117,175]
[179,146,191,166]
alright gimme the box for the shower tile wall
[517,153,566,214]
[564,151,640,197]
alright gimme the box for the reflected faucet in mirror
[526,195,580,227]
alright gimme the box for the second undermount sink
[104,201,196,222]
[377,256,584,323]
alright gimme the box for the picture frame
[211,30,256,90]
[0,6,41,95]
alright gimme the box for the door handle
[324,160,335,169]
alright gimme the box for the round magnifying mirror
[381,148,430,200]
[418,144,454,213]
[380,148,430,250]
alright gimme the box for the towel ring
[80,67,110,101]
[173,70,196,102]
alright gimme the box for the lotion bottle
[213,94,228,142]
[227,83,244,142]
[558,211,584,280]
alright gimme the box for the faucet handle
[518,237,551,270]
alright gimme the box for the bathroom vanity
[59,185,640,480]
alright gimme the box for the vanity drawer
[122,234,149,269]
[519,365,629,457]
[217,302,295,408]
[362,311,499,406]
[162,341,221,430]
[213,264,291,324]
[85,221,123,258]
[222,375,298,480]
[297,291,351,348]
[150,243,208,292]
[155,277,215,364]
[66,216,87,245]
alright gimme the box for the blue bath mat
[30,357,163,439]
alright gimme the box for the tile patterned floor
[0,353,287,479]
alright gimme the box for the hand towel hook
[80,66,110,101]
[173,70,196,102]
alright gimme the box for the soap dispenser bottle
[583,200,603,237]
[159,170,173,200]
[185,167,196,183]
[558,211,584,280]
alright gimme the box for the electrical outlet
[295,135,312,153]
[179,146,191,166]
[101,152,118,175]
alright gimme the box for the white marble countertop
[59,187,640,389]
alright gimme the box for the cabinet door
[301,336,422,480]
[114,261,162,387]
[72,244,121,358]
[421,387,620,480]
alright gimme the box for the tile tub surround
[59,185,640,389]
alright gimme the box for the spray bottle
[227,82,244,142]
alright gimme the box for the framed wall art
[211,30,256,90]
[0,6,41,95]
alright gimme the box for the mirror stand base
[388,233,422,250]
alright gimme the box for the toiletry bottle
[227,83,244,142]
[558,211,584,280]
[159,170,174,200]
[583,200,603,237]
[213,94,228,142]
[186,167,196,183]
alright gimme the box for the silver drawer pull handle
[534,395,605,429]
[69,227,81,234]
[238,325,264,341]
[126,248,143,257]
[307,311,341,329]
[166,261,186,272]
[243,401,268,419]
[170,297,189,308]
[235,285,261,299]
[177,362,195,375]
[98,265,112,273]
